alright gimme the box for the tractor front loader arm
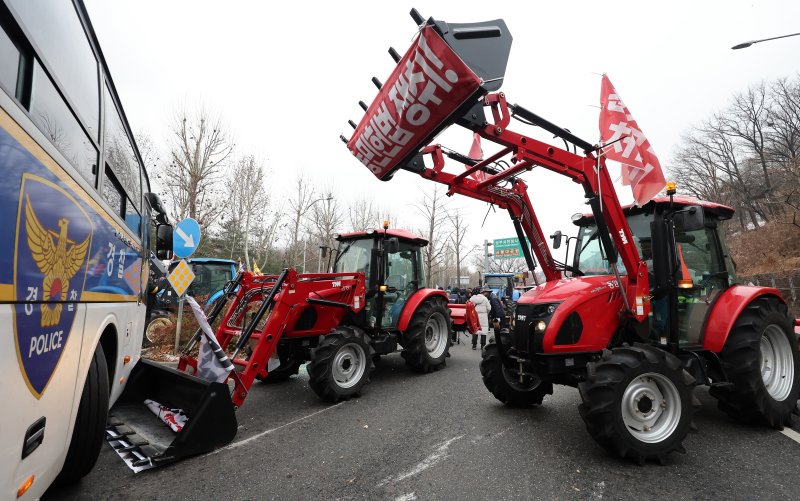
[344,9,650,321]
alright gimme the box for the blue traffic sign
[173,218,201,259]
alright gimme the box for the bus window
[103,165,124,218]
[9,0,99,139]
[30,59,98,185]
[0,24,19,93]
[103,84,141,212]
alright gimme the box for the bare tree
[310,191,343,272]
[253,205,286,272]
[163,104,234,232]
[287,173,316,267]
[447,210,475,289]
[414,186,450,287]
[226,156,269,270]
[348,197,381,232]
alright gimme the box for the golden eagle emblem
[24,194,90,327]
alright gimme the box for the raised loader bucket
[106,359,237,470]
[346,9,513,181]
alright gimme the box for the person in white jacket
[469,286,491,350]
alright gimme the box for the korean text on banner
[599,75,666,205]
[347,26,481,180]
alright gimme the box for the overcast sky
[84,0,800,260]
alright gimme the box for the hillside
[728,220,800,276]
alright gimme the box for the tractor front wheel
[709,298,799,428]
[480,342,553,406]
[578,344,696,465]
[401,298,452,373]
[308,326,375,403]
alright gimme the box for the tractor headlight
[534,320,547,333]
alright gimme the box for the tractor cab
[333,228,427,330]
[566,195,737,347]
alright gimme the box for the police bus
[0,1,171,497]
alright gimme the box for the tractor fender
[396,289,450,332]
[702,285,785,352]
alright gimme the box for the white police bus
[0,1,171,497]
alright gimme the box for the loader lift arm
[344,10,650,321]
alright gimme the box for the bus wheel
[53,343,110,486]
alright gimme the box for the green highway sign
[493,237,530,260]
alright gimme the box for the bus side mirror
[550,230,563,250]
[674,206,705,232]
[156,224,173,260]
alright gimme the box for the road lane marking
[780,427,800,445]
[394,493,417,501]
[377,435,464,487]
[209,402,346,454]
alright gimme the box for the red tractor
[107,224,462,468]
[343,9,800,463]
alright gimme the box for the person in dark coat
[483,285,506,334]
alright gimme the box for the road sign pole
[174,295,185,353]
[484,239,492,275]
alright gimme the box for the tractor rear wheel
[709,298,799,428]
[480,342,552,406]
[578,344,696,464]
[401,298,451,373]
[308,326,375,403]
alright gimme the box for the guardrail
[739,270,800,315]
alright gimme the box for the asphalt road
[47,337,800,500]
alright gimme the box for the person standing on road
[469,286,490,350]
[485,286,505,336]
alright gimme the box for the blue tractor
[483,273,520,303]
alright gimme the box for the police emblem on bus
[14,174,92,398]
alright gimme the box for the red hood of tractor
[518,275,628,353]
[518,275,623,304]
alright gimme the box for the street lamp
[732,32,800,50]
[301,195,333,273]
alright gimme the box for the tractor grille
[511,303,553,355]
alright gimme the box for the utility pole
[483,239,493,280]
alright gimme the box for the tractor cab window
[574,213,653,276]
[382,242,420,328]
[673,223,727,346]
[333,238,372,276]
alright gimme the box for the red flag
[467,132,484,181]
[599,75,665,205]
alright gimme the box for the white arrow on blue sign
[173,218,201,259]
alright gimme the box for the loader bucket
[106,359,237,469]
[347,10,512,181]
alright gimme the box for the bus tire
[53,343,110,486]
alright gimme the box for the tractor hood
[519,275,624,305]
[514,275,627,353]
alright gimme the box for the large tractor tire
[54,343,110,486]
[578,344,696,465]
[308,326,375,403]
[480,342,553,406]
[401,298,452,373]
[709,297,799,428]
